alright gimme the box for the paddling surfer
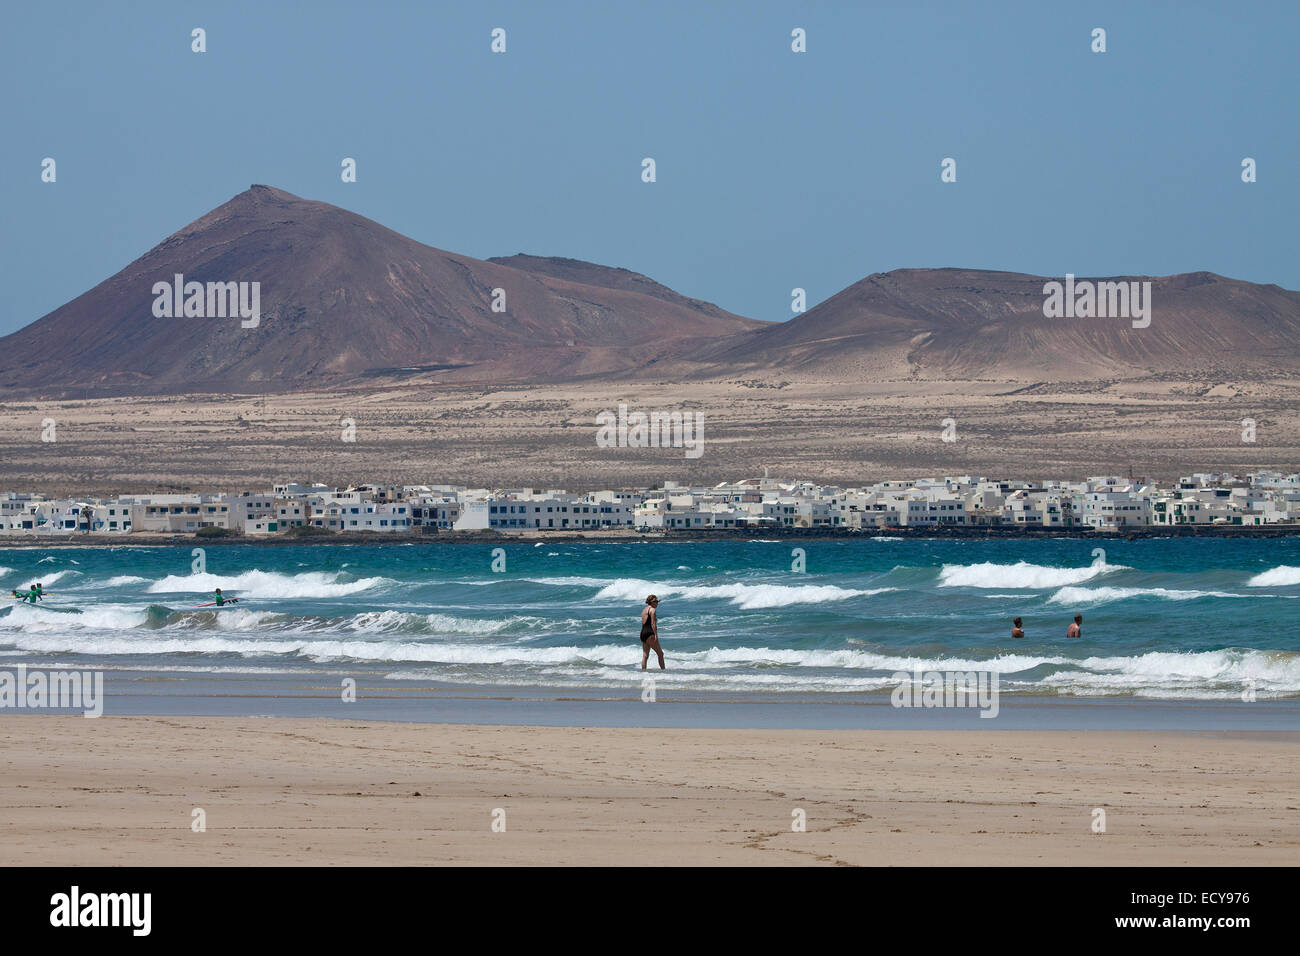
[640,595,665,670]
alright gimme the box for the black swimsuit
[640,611,655,642]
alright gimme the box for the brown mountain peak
[0,188,762,395]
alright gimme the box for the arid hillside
[0,186,760,394]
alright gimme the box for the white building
[128,495,233,532]
[310,500,411,531]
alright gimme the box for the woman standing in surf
[640,595,665,670]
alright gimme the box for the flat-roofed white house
[489,493,623,530]
[1150,495,1211,525]
[85,502,133,532]
[274,497,309,528]
[26,499,92,533]
[0,514,38,533]
[228,493,276,532]
[583,491,639,527]
[1003,490,1043,525]
[309,501,410,531]
[634,498,667,529]
[273,482,333,497]
[0,493,43,533]
[1081,487,1150,529]
[410,495,490,531]
[129,495,233,532]
[901,495,967,526]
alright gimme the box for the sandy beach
[2,716,1295,866]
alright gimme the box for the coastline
[3,537,1294,703]
[3,715,1295,865]
[6,668,1300,730]
[4,523,1300,548]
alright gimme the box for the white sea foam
[590,577,895,609]
[148,570,390,599]
[33,569,79,585]
[177,608,284,630]
[938,560,1123,589]
[341,609,425,633]
[386,666,907,694]
[103,575,150,587]
[0,603,146,631]
[1040,649,1300,696]
[1047,585,1242,605]
[1246,565,1300,587]
[340,610,513,635]
[2,623,1292,696]
[0,634,634,665]
[527,576,616,589]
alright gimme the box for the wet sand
[2,716,1296,865]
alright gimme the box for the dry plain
[1,374,1296,496]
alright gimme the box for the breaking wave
[590,577,895,609]
[1247,566,1300,587]
[147,570,390,599]
[1047,585,1243,605]
[938,560,1123,589]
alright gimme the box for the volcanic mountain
[694,268,1300,382]
[487,254,738,321]
[0,186,761,393]
[5,187,1297,395]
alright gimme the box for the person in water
[1067,614,1082,638]
[213,588,236,607]
[640,595,665,671]
[1011,617,1025,639]
[34,583,44,601]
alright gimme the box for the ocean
[2,537,1297,717]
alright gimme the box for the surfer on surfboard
[11,583,44,604]
[188,589,242,608]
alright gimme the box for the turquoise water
[2,537,1298,700]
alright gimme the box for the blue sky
[2,0,1295,335]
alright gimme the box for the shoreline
[2,716,1295,865]
[4,524,1300,548]
[5,669,1299,729]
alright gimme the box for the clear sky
[2,0,1295,335]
